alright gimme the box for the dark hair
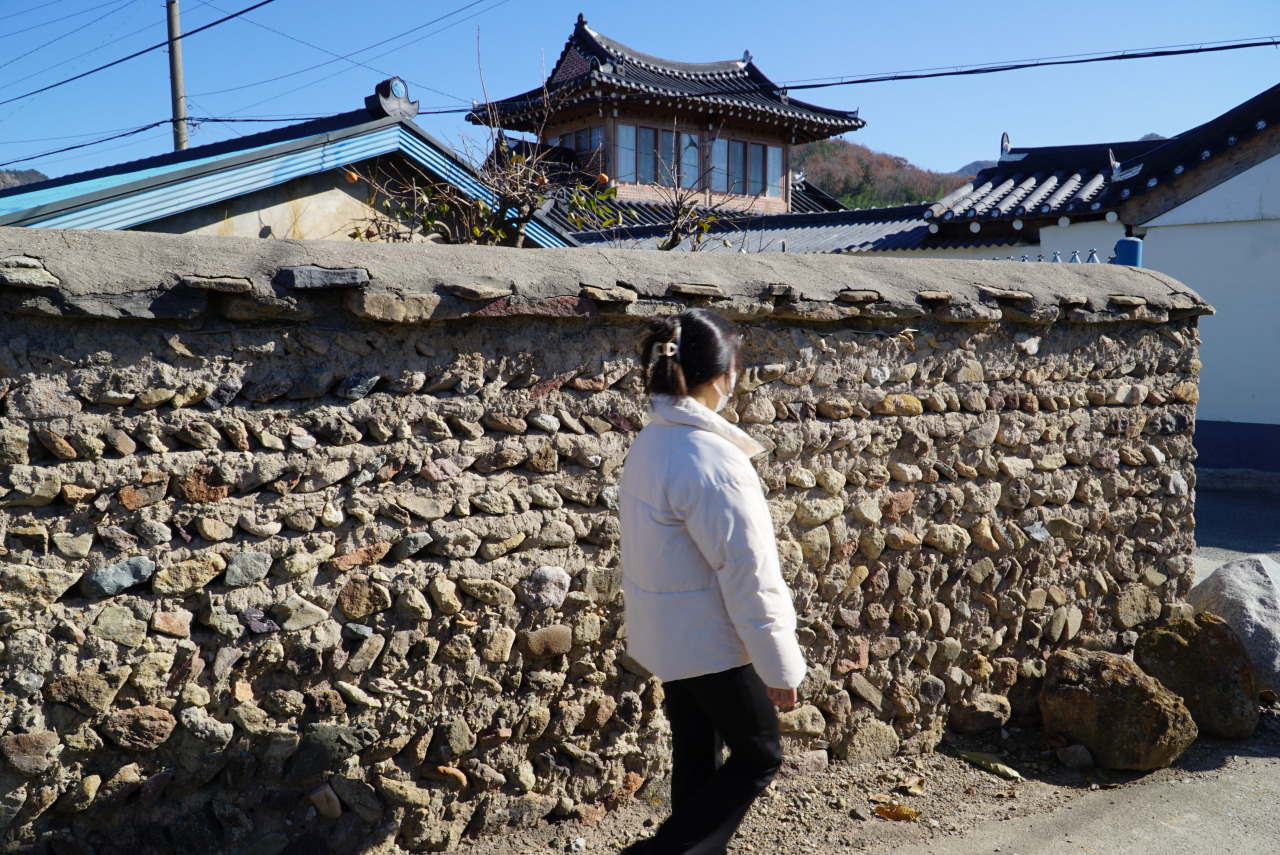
[641,308,742,397]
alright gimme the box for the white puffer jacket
[619,395,807,689]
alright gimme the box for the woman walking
[619,309,807,855]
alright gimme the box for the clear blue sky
[3,0,1279,180]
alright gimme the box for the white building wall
[1146,150,1280,227]
[1141,219,1280,426]
[1037,219,1127,263]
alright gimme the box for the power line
[0,0,282,109]
[191,0,491,98]
[0,0,153,125]
[772,37,1280,92]
[9,28,1274,169]
[775,35,1280,87]
[0,115,334,169]
[0,0,78,25]
[220,0,514,116]
[0,0,213,94]
[201,0,468,104]
[0,0,133,43]
[0,0,141,75]
[456,36,1280,115]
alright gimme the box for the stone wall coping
[0,227,1212,325]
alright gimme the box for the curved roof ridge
[579,23,748,76]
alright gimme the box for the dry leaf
[875,804,920,822]
[957,750,1024,781]
[868,793,894,804]
[897,776,926,796]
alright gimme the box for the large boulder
[1134,613,1258,739]
[1040,649,1197,770]
[1187,555,1280,694]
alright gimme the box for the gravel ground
[453,703,1280,855]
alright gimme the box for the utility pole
[166,0,188,151]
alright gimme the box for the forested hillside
[792,139,973,209]
[0,169,47,190]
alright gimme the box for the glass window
[711,139,728,192]
[574,128,590,152]
[680,133,700,189]
[637,127,657,184]
[749,143,766,195]
[616,124,636,183]
[659,130,677,186]
[590,126,604,150]
[767,145,783,197]
[547,135,561,148]
[729,141,746,194]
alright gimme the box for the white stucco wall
[1037,219,1127,263]
[1142,219,1280,425]
[135,171,375,241]
[1146,150,1280,227]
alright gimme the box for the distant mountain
[0,169,46,190]
[792,139,972,209]
[955,160,997,176]
[1140,133,1167,141]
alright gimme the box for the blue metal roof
[0,109,574,248]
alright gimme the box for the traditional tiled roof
[467,15,864,142]
[928,80,1280,225]
[570,203,1031,254]
[922,139,1163,224]
[789,177,849,213]
[538,175,849,235]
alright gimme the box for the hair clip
[657,342,678,357]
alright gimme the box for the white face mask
[714,370,736,413]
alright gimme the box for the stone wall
[0,229,1212,855]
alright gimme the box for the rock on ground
[1040,649,1198,770]
[1187,555,1280,694]
[1134,613,1259,739]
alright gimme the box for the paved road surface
[884,752,1280,855]
[881,487,1280,855]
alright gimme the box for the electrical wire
[0,0,135,43]
[0,0,213,93]
[7,28,1276,169]
[774,34,1280,87]
[767,37,1280,92]
[0,115,338,168]
[24,128,173,170]
[0,0,154,126]
[450,36,1280,116]
[220,0,514,116]
[0,0,281,109]
[190,0,491,98]
[0,0,78,25]
[201,0,468,104]
[0,0,142,75]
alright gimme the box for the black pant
[631,664,783,855]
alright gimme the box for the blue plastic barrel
[1113,237,1143,267]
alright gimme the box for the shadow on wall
[1191,490,1280,555]
[1193,421,1280,473]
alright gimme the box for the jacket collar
[647,395,766,458]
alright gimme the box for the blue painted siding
[0,143,280,218]
[12,124,571,247]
